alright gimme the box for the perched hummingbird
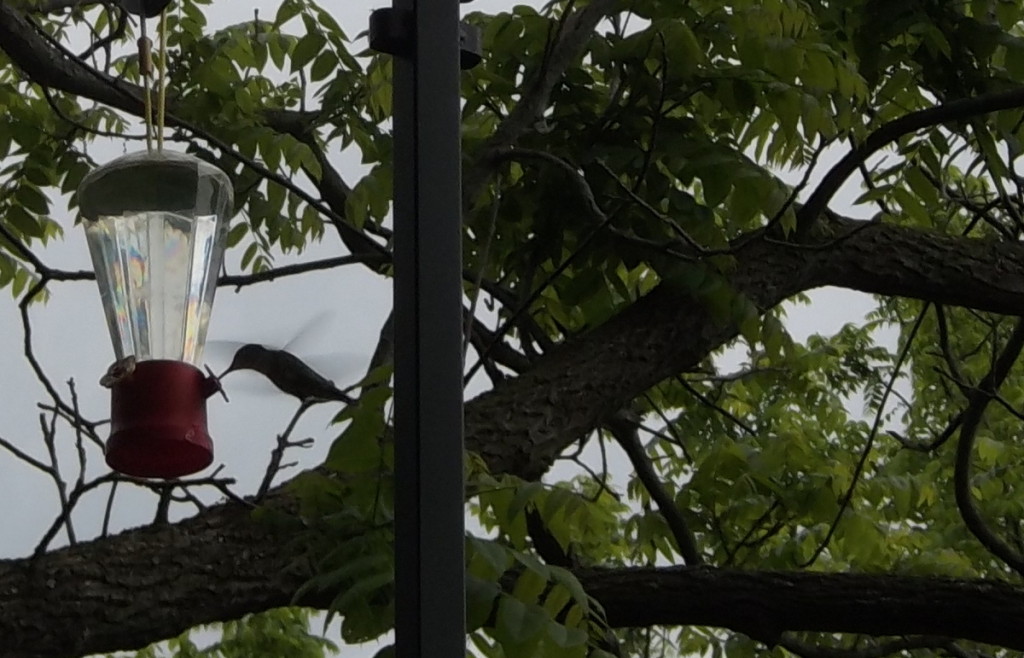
[219,344,356,404]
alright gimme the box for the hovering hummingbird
[219,344,356,404]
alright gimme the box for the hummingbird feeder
[78,151,233,479]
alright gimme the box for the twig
[724,500,782,567]
[34,472,239,557]
[682,367,785,384]
[935,304,968,389]
[77,4,126,68]
[256,399,315,499]
[0,435,52,473]
[154,488,172,524]
[101,479,117,537]
[954,318,1024,575]
[466,312,532,374]
[41,84,147,140]
[34,472,116,557]
[556,431,619,502]
[632,31,670,191]
[67,379,87,492]
[20,279,103,438]
[218,255,363,290]
[801,306,925,568]
[641,392,693,464]
[40,406,76,545]
[675,376,756,438]
[36,403,105,447]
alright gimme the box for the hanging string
[137,17,154,153]
[156,9,168,152]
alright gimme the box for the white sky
[0,2,887,656]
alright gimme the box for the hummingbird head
[221,344,271,378]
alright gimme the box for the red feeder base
[106,359,219,479]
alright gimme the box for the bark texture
[586,567,1024,651]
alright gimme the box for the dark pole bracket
[117,0,174,18]
[370,8,483,70]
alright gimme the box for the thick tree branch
[466,216,1024,479]
[6,530,1024,658]
[583,566,1024,651]
[778,635,959,658]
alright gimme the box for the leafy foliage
[6,0,1024,656]
[111,608,337,658]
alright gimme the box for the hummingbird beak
[219,355,244,380]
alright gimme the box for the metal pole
[390,0,465,656]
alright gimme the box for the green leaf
[274,0,301,27]
[507,481,544,523]
[6,205,43,238]
[240,242,259,270]
[226,222,248,248]
[466,574,502,631]
[310,51,339,83]
[14,183,49,216]
[468,536,513,577]
[546,620,587,648]
[495,595,549,645]
[292,33,327,73]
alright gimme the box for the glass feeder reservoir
[78,151,233,478]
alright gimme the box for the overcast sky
[0,2,884,656]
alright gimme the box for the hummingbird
[219,344,356,404]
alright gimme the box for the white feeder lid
[78,151,233,220]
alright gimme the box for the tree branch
[217,256,363,290]
[6,535,1024,658]
[607,417,703,566]
[798,85,1024,234]
[582,566,1024,651]
[953,318,1024,575]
